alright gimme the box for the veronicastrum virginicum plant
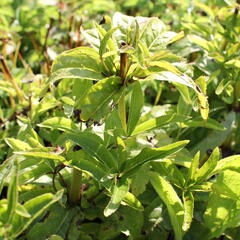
[4,12,240,240]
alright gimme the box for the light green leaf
[191,111,235,154]
[150,172,184,240]
[213,155,240,174]
[127,82,144,136]
[49,68,104,83]
[11,191,63,238]
[188,152,200,183]
[225,59,240,68]
[68,150,107,181]
[99,27,118,57]
[0,156,15,194]
[188,35,214,52]
[5,138,32,151]
[76,76,123,121]
[38,117,79,132]
[204,170,240,238]
[14,151,66,162]
[145,71,197,91]
[131,114,174,136]
[104,180,129,217]
[182,192,194,232]
[7,159,19,224]
[122,192,144,211]
[51,47,100,72]
[183,118,225,131]
[66,132,118,171]
[123,140,189,178]
[148,61,182,75]
[15,203,31,218]
[195,148,220,183]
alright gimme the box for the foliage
[0,0,240,240]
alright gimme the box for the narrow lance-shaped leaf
[104,179,129,217]
[195,148,220,184]
[10,191,63,238]
[149,172,184,240]
[122,140,189,178]
[76,76,123,122]
[66,132,118,171]
[144,71,198,90]
[99,27,118,57]
[14,151,66,162]
[122,192,144,211]
[131,114,187,136]
[127,81,144,136]
[7,158,19,224]
[0,156,15,194]
[68,150,108,181]
[51,47,101,72]
[5,138,32,151]
[182,191,194,232]
[49,68,104,83]
[38,117,79,133]
[187,151,200,183]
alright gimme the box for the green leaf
[150,172,184,240]
[38,117,79,132]
[68,150,107,181]
[190,111,235,155]
[127,82,144,136]
[99,27,118,57]
[7,159,19,224]
[188,35,214,52]
[14,151,66,162]
[76,76,123,121]
[131,114,174,136]
[187,152,200,183]
[195,148,220,184]
[27,204,75,240]
[213,155,240,174]
[148,61,182,75]
[183,118,225,131]
[122,192,144,211]
[48,235,64,240]
[151,161,185,188]
[66,132,118,171]
[5,138,32,151]
[31,94,58,121]
[10,191,63,238]
[104,179,129,217]
[49,68,104,83]
[204,170,240,238]
[123,140,189,178]
[182,192,194,232]
[0,156,15,194]
[51,47,101,72]
[15,203,31,218]
[145,71,198,91]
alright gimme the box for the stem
[43,18,54,53]
[119,92,127,133]
[13,41,21,68]
[118,51,128,132]
[120,52,128,85]
[154,82,163,105]
[0,55,25,102]
[69,168,82,204]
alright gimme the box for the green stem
[69,168,82,204]
[154,82,163,105]
[119,92,127,133]
[118,51,128,133]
